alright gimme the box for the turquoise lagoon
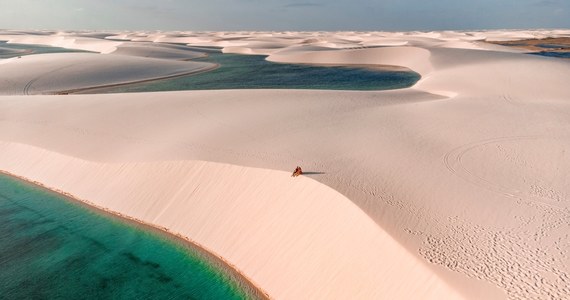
[0,174,260,300]
[93,51,421,93]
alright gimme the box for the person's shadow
[302,172,325,175]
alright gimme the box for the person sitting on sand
[292,166,303,177]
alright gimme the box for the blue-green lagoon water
[94,51,421,93]
[0,41,90,59]
[0,174,261,300]
[532,51,570,59]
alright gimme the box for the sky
[0,0,569,31]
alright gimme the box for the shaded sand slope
[0,53,215,95]
[0,142,463,300]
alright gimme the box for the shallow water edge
[0,169,270,300]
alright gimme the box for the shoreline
[0,169,271,300]
[75,59,419,95]
[58,62,220,95]
[271,61,417,72]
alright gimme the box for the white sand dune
[0,33,122,53]
[3,29,570,55]
[0,53,215,95]
[0,32,211,60]
[361,39,409,47]
[0,142,463,300]
[1,29,570,299]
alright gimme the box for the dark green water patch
[0,41,91,59]
[531,51,570,59]
[0,174,259,300]
[95,52,420,93]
